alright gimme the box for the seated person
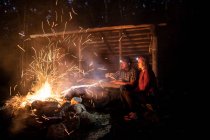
[124,56,159,122]
[105,56,139,113]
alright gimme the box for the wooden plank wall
[29,24,157,77]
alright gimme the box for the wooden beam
[151,25,158,78]
[30,24,153,38]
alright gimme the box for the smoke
[9,108,30,134]
[0,39,21,106]
[80,48,109,80]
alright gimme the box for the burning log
[31,100,60,117]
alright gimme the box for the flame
[32,81,51,100]
[25,81,53,104]
[4,80,64,113]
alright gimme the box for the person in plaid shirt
[105,56,139,114]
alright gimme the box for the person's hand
[110,80,116,83]
[111,80,126,85]
[105,73,110,78]
[105,73,116,80]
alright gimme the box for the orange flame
[19,80,63,108]
[27,81,52,102]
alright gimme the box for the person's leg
[122,91,140,120]
[121,90,134,111]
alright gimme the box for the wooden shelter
[29,24,158,77]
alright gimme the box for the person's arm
[111,68,137,86]
[105,71,120,80]
[110,80,128,85]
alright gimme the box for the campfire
[1,3,112,137]
[2,34,111,138]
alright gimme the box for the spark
[63,35,70,42]
[52,21,54,28]
[36,121,43,123]
[85,28,89,33]
[72,7,78,15]
[14,85,17,91]
[47,19,50,26]
[89,62,93,66]
[71,55,77,58]
[97,67,107,71]
[119,36,123,41]
[79,26,83,31]
[17,45,25,52]
[86,33,92,39]
[18,32,25,37]
[69,12,72,21]
[61,123,74,135]
[98,80,104,88]
[82,39,91,46]
[63,21,67,38]
[41,21,46,34]
[85,69,94,74]
[23,38,31,42]
[42,115,49,120]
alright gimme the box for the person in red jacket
[137,56,158,101]
[124,56,159,121]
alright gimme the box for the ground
[0,88,194,140]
